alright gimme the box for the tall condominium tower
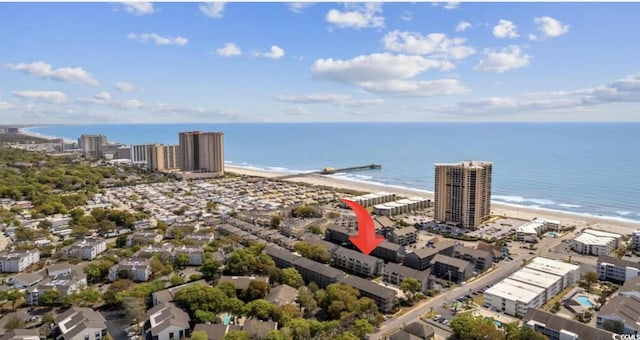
[178,131,224,175]
[434,160,493,229]
[79,134,107,160]
[131,144,154,164]
[148,144,179,172]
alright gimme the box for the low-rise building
[371,241,405,263]
[325,224,352,245]
[265,245,299,268]
[526,257,580,289]
[632,230,640,251]
[126,231,163,247]
[293,257,345,288]
[144,302,191,340]
[0,250,40,273]
[340,192,396,208]
[387,227,418,246]
[265,284,299,306]
[338,275,397,313]
[508,267,563,302]
[596,295,640,335]
[109,258,151,282]
[619,276,640,299]
[452,246,493,273]
[174,246,204,266]
[183,233,214,245]
[332,247,383,278]
[573,229,622,256]
[484,278,547,317]
[515,220,546,243]
[389,322,434,340]
[7,272,44,289]
[403,240,456,271]
[524,308,614,340]
[0,329,41,340]
[382,262,431,292]
[65,238,107,260]
[430,254,474,283]
[53,307,107,340]
[218,276,269,291]
[597,255,640,284]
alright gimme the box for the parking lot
[467,218,527,240]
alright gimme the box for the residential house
[126,232,163,247]
[26,265,87,305]
[7,273,43,289]
[242,319,278,340]
[265,284,299,306]
[174,246,204,266]
[389,322,435,340]
[183,233,214,245]
[144,302,191,340]
[53,307,107,340]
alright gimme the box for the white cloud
[581,74,640,104]
[12,90,68,104]
[128,33,188,46]
[492,19,519,39]
[0,101,12,110]
[282,107,308,115]
[401,11,413,22]
[455,21,471,32]
[120,2,154,15]
[443,2,460,10]
[276,93,384,107]
[114,99,144,110]
[95,91,111,101]
[528,34,538,41]
[382,31,475,60]
[216,43,242,57]
[326,3,384,29]
[199,2,225,18]
[257,45,285,59]
[474,45,531,73]
[311,53,468,96]
[6,61,99,86]
[534,16,570,38]
[114,81,136,92]
[288,2,314,13]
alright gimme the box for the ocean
[26,123,640,223]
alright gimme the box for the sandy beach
[225,164,640,236]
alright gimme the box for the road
[370,231,575,339]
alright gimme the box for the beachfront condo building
[148,144,180,172]
[178,131,224,175]
[78,134,107,159]
[131,144,155,165]
[434,160,493,229]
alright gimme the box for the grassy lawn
[543,285,575,311]
[473,294,484,306]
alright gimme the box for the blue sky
[1,1,639,123]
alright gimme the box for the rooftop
[509,267,563,289]
[485,278,546,304]
[526,257,580,277]
[599,295,640,331]
[524,309,614,340]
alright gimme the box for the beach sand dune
[225,165,640,236]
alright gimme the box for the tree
[224,298,246,315]
[115,234,127,248]
[281,318,311,340]
[281,268,304,288]
[191,331,208,340]
[7,289,23,310]
[449,313,504,340]
[244,280,270,301]
[206,201,218,213]
[582,271,599,293]
[222,331,249,340]
[122,296,147,325]
[174,253,191,268]
[170,275,185,286]
[84,263,102,284]
[245,299,274,320]
[272,304,302,324]
[352,318,374,339]
[200,259,222,280]
[400,277,421,302]
[217,281,237,298]
[14,226,34,242]
[297,287,317,317]
[266,330,286,340]
[194,310,216,323]
[3,316,25,331]
[38,289,61,306]
[512,326,548,340]
[308,224,322,235]
[225,249,257,275]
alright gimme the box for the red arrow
[341,198,384,255]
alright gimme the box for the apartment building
[325,224,353,245]
[148,144,180,172]
[332,247,383,278]
[597,255,640,284]
[452,246,493,273]
[434,160,492,229]
[53,307,107,340]
[65,238,107,260]
[596,295,640,335]
[338,275,397,313]
[0,250,40,273]
[292,257,345,288]
[371,240,405,263]
[174,245,204,266]
[26,264,87,305]
[387,227,418,246]
[109,258,151,282]
[403,240,456,271]
[126,231,163,247]
[79,134,106,160]
[430,254,475,283]
[524,309,614,340]
[382,262,431,292]
[144,302,191,340]
[633,230,640,250]
[573,229,622,256]
[178,131,224,175]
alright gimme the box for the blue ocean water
[27,123,640,223]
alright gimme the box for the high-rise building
[178,131,224,175]
[148,144,179,172]
[434,160,492,228]
[78,134,107,159]
[131,144,154,164]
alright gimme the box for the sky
[1,1,640,124]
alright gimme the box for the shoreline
[20,127,77,143]
[225,164,640,235]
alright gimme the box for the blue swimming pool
[222,314,233,325]
[545,232,558,238]
[576,295,593,307]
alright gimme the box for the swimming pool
[545,232,558,238]
[221,314,233,325]
[576,295,593,307]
